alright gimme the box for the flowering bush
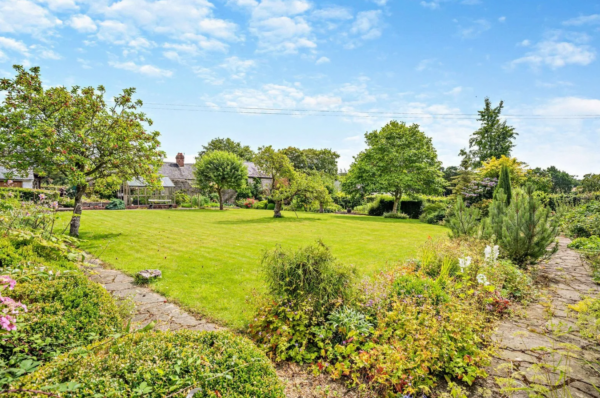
[14,330,284,398]
[243,198,257,208]
[0,275,26,332]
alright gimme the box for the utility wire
[143,104,600,120]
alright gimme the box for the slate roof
[158,161,270,181]
[128,176,175,188]
[0,166,34,181]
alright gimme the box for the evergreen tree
[447,196,480,238]
[498,185,558,266]
[487,188,507,241]
[459,98,518,166]
[495,165,512,205]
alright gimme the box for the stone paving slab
[82,257,222,333]
[479,237,600,398]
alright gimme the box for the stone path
[83,257,222,332]
[480,237,600,397]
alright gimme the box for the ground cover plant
[248,238,533,396]
[55,209,447,328]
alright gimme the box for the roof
[128,176,175,188]
[243,162,270,179]
[159,161,270,181]
[0,166,34,181]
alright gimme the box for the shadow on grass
[78,232,123,242]
[215,215,321,225]
[327,215,425,224]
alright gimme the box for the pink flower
[7,180,13,185]
[0,315,16,331]
[51,201,58,209]
[38,193,46,201]
[0,276,16,290]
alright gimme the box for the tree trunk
[218,189,223,210]
[273,201,283,218]
[392,192,402,214]
[319,202,324,213]
[69,184,87,237]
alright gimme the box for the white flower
[493,245,499,262]
[484,246,492,262]
[476,273,489,286]
[458,256,472,273]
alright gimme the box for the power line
[142,104,600,120]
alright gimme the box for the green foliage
[568,236,600,251]
[281,147,340,177]
[562,201,600,238]
[253,200,268,210]
[525,168,553,193]
[460,98,518,166]
[173,191,190,205]
[266,203,275,210]
[194,150,248,210]
[262,241,355,311]
[345,121,445,213]
[496,185,558,266]
[383,212,409,219]
[447,196,480,238]
[327,307,372,335]
[581,173,600,193]
[197,137,255,162]
[419,202,447,224]
[366,195,423,218]
[576,297,600,342]
[393,274,449,305]
[487,189,507,241]
[0,188,59,202]
[0,66,165,237]
[191,195,210,208]
[546,166,579,193]
[105,198,125,210]
[495,165,512,205]
[15,330,284,398]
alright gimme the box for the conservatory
[122,177,176,207]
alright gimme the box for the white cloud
[42,0,78,11]
[456,19,490,39]
[97,20,137,45]
[371,0,388,5]
[519,39,531,47]
[312,7,353,20]
[563,14,600,26]
[301,94,342,109]
[192,66,225,85]
[0,37,29,55]
[251,0,311,19]
[69,14,97,33]
[0,0,62,35]
[128,37,155,49]
[316,56,330,64]
[498,16,506,22]
[350,10,383,40]
[251,16,315,53]
[444,86,462,95]
[420,1,441,9]
[39,49,61,59]
[198,19,240,41]
[77,58,92,69]
[221,56,256,79]
[416,58,437,71]
[109,61,173,77]
[510,40,595,69]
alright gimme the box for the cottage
[0,166,34,188]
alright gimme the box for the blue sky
[1,0,599,176]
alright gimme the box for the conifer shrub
[14,331,284,398]
[447,196,480,238]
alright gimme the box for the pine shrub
[447,196,481,238]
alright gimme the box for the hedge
[0,187,59,202]
[366,195,424,218]
[547,192,600,211]
[14,330,285,398]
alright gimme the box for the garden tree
[495,185,558,266]
[197,137,255,162]
[459,98,518,166]
[487,188,508,241]
[194,151,248,210]
[524,168,553,194]
[254,146,294,217]
[441,165,460,195]
[447,196,480,238]
[479,155,527,185]
[346,121,445,213]
[581,173,600,193]
[272,171,331,216]
[281,147,340,176]
[546,166,579,193]
[495,165,512,205]
[450,156,478,196]
[0,66,164,237]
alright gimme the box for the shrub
[0,187,59,202]
[393,274,449,305]
[562,201,600,238]
[568,236,600,252]
[58,197,74,208]
[367,195,423,218]
[174,191,191,205]
[267,203,276,210]
[191,195,210,208]
[383,212,409,219]
[1,274,124,382]
[262,240,355,311]
[576,297,600,342]
[327,307,372,336]
[447,196,480,238]
[105,198,125,210]
[14,330,284,398]
[419,202,447,224]
[253,200,268,210]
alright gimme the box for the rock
[136,269,162,281]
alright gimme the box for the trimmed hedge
[0,187,59,202]
[366,195,424,218]
[15,330,285,398]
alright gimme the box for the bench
[148,199,173,209]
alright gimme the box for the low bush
[0,188,59,202]
[14,330,284,398]
[252,200,268,209]
[568,236,600,251]
[383,212,409,219]
[174,191,191,205]
[562,201,600,238]
[576,297,600,342]
[366,195,423,218]
[393,274,449,305]
[105,198,125,210]
[267,203,276,210]
[191,195,210,208]
[447,196,480,238]
[58,197,75,208]
[419,202,447,224]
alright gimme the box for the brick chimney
[176,153,185,167]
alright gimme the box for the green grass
[59,209,447,328]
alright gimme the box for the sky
[0,0,599,177]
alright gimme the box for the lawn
[59,209,447,328]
